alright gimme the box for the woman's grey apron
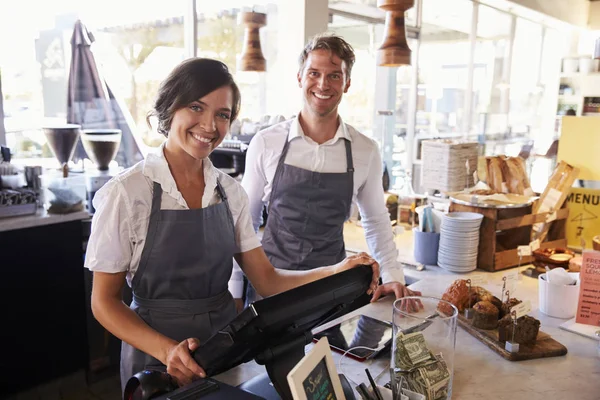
[245,133,354,304]
[120,180,237,391]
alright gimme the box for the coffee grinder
[81,129,122,213]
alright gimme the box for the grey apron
[246,132,354,304]
[120,179,237,391]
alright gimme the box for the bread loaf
[486,157,504,193]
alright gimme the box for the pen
[365,368,383,400]
[356,383,374,400]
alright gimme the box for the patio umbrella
[67,20,143,168]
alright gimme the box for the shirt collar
[142,142,218,207]
[289,114,352,144]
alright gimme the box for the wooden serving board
[457,314,567,361]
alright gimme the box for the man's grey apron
[245,133,354,304]
[120,180,237,391]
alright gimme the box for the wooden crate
[449,201,569,272]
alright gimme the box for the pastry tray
[457,313,567,361]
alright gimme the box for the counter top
[215,223,600,399]
[0,208,90,233]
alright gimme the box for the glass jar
[390,296,458,400]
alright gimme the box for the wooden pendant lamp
[377,0,414,66]
[238,11,267,72]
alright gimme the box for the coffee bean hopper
[81,129,122,213]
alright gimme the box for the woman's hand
[332,252,380,295]
[164,338,206,386]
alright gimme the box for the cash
[394,333,451,400]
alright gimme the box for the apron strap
[343,139,354,218]
[268,134,292,213]
[132,182,163,291]
[215,179,236,239]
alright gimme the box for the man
[235,33,419,305]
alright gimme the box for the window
[417,0,473,135]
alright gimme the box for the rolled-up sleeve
[356,144,405,285]
[84,179,135,273]
[233,184,262,253]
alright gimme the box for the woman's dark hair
[147,58,241,137]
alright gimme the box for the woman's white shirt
[84,143,261,287]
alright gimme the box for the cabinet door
[0,220,87,396]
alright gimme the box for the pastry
[472,301,499,330]
[499,298,522,319]
[569,256,582,272]
[440,279,472,313]
[498,315,540,344]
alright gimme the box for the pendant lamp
[238,11,267,72]
[377,0,414,67]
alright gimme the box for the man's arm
[228,136,269,303]
[241,134,268,232]
[355,143,406,285]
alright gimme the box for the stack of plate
[438,212,483,273]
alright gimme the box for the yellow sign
[566,187,600,250]
[558,117,600,181]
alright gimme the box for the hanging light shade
[377,0,414,67]
[238,11,267,72]
[594,37,600,59]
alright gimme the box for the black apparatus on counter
[124,265,373,400]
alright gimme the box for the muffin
[499,298,522,319]
[498,315,540,344]
[472,301,499,330]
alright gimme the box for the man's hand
[370,282,421,302]
[332,252,380,295]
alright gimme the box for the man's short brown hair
[298,33,356,77]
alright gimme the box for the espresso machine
[81,129,122,213]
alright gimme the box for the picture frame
[287,337,346,400]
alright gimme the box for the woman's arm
[234,247,380,298]
[91,271,205,385]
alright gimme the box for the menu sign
[575,251,600,326]
[302,358,337,400]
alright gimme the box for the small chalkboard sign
[287,337,345,400]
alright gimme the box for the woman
[84,58,379,390]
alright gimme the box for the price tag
[530,239,541,252]
[501,182,509,193]
[546,211,557,223]
[517,245,532,257]
[512,300,532,319]
[473,170,478,184]
[503,270,519,295]
[470,274,488,286]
